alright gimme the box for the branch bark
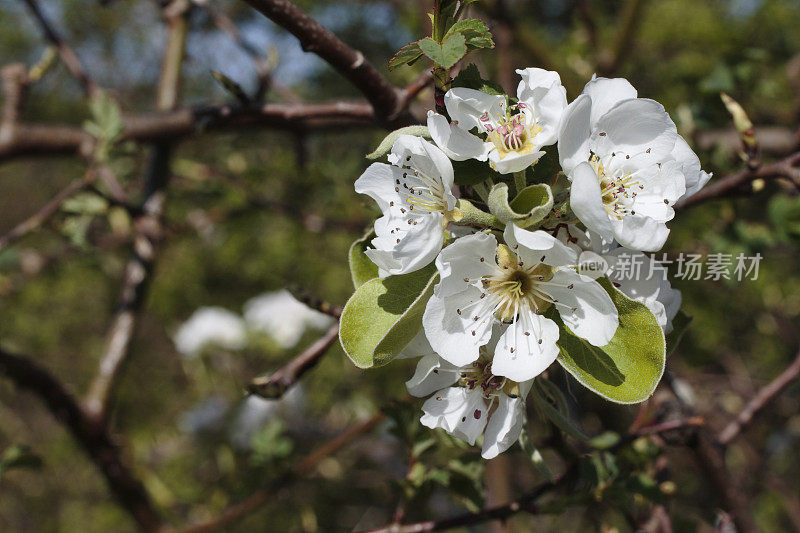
[239,0,408,123]
[718,346,800,446]
[0,348,162,531]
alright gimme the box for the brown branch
[0,170,95,252]
[675,151,800,211]
[0,64,28,137]
[0,100,406,162]
[177,411,385,533]
[18,0,100,96]
[239,0,407,123]
[718,346,800,446]
[84,1,189,422]
[0,348,162,531]
[248,323,340,399]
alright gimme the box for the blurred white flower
[230,386,305,449]
[243,290,334,349]
[173,307,247,358]
[179,395,231,435]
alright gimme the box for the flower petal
[581,76,638,127]
[427,111,490,162]
[444,88,507,132]
[423,289,495,367]
[421,387,489,445]
[544,270,618,346]
[367,210,443,275]
[491,314,560,382]
[671,135,712,200]
[354,163,403,210]
[434,232,497,298]
[516,67,567,146]
[614,214,670,252]
[558,94,592,176]
[592,98,677,167]
[488,147,546,174]
[481,394,526,459]
[570,161,614,240]
[406,353,461,397]
[390,134,456,193]
[503,225,579,268]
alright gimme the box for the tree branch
[718,346,800,446]
[239,0,408,123]
[248,323,340,399]
[18,0,100,96]
[0,348,162,531]
[176,411,385,533]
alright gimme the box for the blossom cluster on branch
[342,68,710,459]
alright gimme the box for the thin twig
[18,0,100,96]
[718,346,800,446]
[0,170,95,252]
[0,348,162,531]
[176,411,386,533]
[239,0,408,123]
[248,323,340,399]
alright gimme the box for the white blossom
[405,336,531,459]
[427,68,567,174]
[558,76,709,251]
[243,290,334,349]
[355,135,458,276]
[423,225,618,383]
[229,386,305,449]
[173,307,247,358]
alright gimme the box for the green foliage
[487,182,554,228]
[418,34,467,70]
[339,265,437,368]
[665,311,692,357]
[451,63,505,95]
[452,157,503,185]
[554,278,666,404]
[348,230,380,288]
[249,420,293,468]
[365,126,431,160]
[388,41,424,70]
[210,70,250,104]
[82,91,123,163]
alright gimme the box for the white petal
[421,387,489,445]
[354,163,403,210]
[581,76,637,127]
[671,135,712,200]
[516,67,567,146]
[434,232,497,298]
[396,330,436,359]
[406,353,461,397]
[444,88,507,132]
[558,94,592,176]
[503,225,579,268]
[391,134,455,192]
[423,289,495,367]
[427,111,490,162]
[491,314,560,382]
[544,270,618,346]
[614,215,670,252]
[488,147,545,174]
[592,99,677,166]
[481,394,526,459]
[570,161,614,240]
[367,211,443,275]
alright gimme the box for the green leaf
[211,70,250,104]
[366,126,431,160]
[531,380,590,442]
[589,431,621,450]
[554,278,666,404]
[388,41,424,70]
[487,182,553,228]
[665,311,692,356]
[62,192,109,216]
[452,158,503,186]
[418,33,467,69]
[444,19,495,50]
[518,423,555,482]
[340,265,438,368]
[452,63,505,95]
[348,230,379,288]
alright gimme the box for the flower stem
[514,170,527,195]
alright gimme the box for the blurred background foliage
[1,0,800,531]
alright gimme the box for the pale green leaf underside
[348,230,379,288]
[555,278,666,404]
[487,182,553,228]
[340,265,437,368]
[366,126,431,160]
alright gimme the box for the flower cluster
[350,71,709,458]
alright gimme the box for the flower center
[395,164,449,214]
[590,153,643,219]
[480,104,542,156]
[483,245,557,322]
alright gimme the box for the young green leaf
[418,33,467,70]
[365,125,431,160]
[487,182,554,228]
[665,311,692,356]
[388,41,424,70]
[554,278,666,404]
[339,265,438,368]
[452,63,505,95]
[348,230,380,288]
[444,19,495,50]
